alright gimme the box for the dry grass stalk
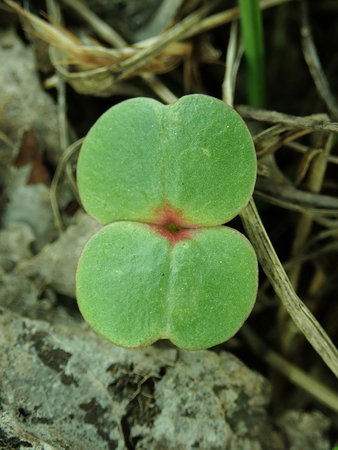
[5,0,206,79]
[240,199,338,378]
[6,0,295,95]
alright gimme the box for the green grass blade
[238,0,266,108]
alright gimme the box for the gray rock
[20,212,102,297]
[277,410,330,450]
[132,351,284,450]
[2,166,54,251]
[0,307,288,450]
[0,28,60,164]
[0,221,34,271]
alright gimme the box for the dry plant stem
[302,228,338,251]
[6,0,294,101]
[221,28,336,378]
[185,0,295,39]
[222,17,243,108]
[286,141,338,165]
[294,147,322,185]
[47,0,67,154]
[254,123,293,146]
[50,138,85,231]
[255,176,338,215]
[55,74,79,199]
[254,192,338,216]
[59,0,177,104]
[236,105,338,133]
[109,0,292,80]
[282,134,332,352]
[48,0,80,230]
[115,0,222,81]
[314,217,338,228]
[180,0,203,16]
[6,0,177,103]
[222,21,238,107]
[240,199,338,378]
[220,23,337,377]
[300,0,338,120]
[257,128,311,160]
[141,73,178,104]
[289,133,332,290]
[283,241,338,272]
[60,0,126,48]
[241,326,338,412]
[307,268,326,297]
[288,0,338,292]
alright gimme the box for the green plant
[76,94,258,349]
[239,0,266,108]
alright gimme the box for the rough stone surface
[0,307,288,450]
[0,309,172,450]
[20,213,102,297]
[0,28,60,164]
[277,410,331,450]
[3,166,54,251]
[131,351,284,450]
[0,221,34,271]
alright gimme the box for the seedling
[76,94,258,350]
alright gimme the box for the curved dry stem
[255,176,338,216]
[222,20,239,107]
[240,198,338,378]
[241,326,338,412]
[236,105,338,133]
[300,0,338,120]
[50,138,84,230]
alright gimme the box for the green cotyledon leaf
[76,222,258,350]
[77,94,256,227]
